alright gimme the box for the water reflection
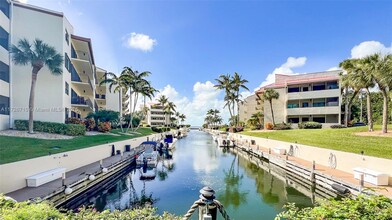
[68,131,315,218]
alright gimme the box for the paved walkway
[7,151,137,202]
[237,141,392,199]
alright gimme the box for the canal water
[70,130,313,219]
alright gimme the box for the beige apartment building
[146,103,169,127]
[238,94,263,123]
[0,0,121,130]
[256,70,341,127]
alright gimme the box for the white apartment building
[0,0,121,130]
[256,70,342,127]
[146,103,169,127]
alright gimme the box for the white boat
[179,127,188,137]
[136,141,158,166]
[139,166,157,180]
[163,132,177,150]
[216,132,235,147]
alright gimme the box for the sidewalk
[242,142,392,199]
[7,150,136,202]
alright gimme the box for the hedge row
[273,123,292,130]
[330,124,347,129]
[14,120,85,136]
[298,121,322,129]
[151,126,171,133]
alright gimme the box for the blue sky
[25,0,392,125]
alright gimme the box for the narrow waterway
[68,130,313,219]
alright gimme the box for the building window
[65,107,69,119]
[326,81,339,89]
[288,87,300,93]
[313,117,326,123]
[313,98,325,107]
[64,53,71,72]
[302,117,309,122]
[326,97,339,106]
[302,102,309,108]
[65,82,69,95]
[0,61,9,82]
[287,103,299,108]
[0,26,9,50]
[65,29,69,45]
[0,95,9,115]
[0,0,10,18]
[288,117,299,123]
[313,83,326,91]
[302,87,309,92]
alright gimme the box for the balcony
[287,106,340,115]
[71,96,93,110]
[287,89,340,100]
[95,94,106,99]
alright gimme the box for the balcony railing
[71,65,81,82]
[95,94,106,99]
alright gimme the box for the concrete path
[243,142,392,199]
[6,151,138,202]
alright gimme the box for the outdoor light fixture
[88,175,96,181]
[64,187,73,195]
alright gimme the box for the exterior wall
[0,0,10,130]
[147,104,167,126]
[62,17,73,121]
[105,84,121,113]
[0,133,161,193]
[232,133,392,185]
[264,87,286,124]
[239,94,261,123]
[10,4,65,126]
[287,106,340,115]
[287,88,340,100]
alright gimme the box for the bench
[273,147,286,155]
[353,167,389,186]
[26,167,66,187]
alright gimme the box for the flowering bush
[265,122,273,130]
[98,122,111,133]
[65,117,84,125]
[84,118,96,131]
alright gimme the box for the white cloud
[153,82,230,126]
[351,41,392,58]
[255,56,307,91]
[124,32,157,52]
[327,67,340,71]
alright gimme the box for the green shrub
[331,124,347,129]
[14,120,85,136]
[151,126,161,132]
[276,194,392,220]
[65,124,86,136]
[65,117,84,125]
[84,118,96,131]
[273,123,291,130]
[298,121,322,129]
[98,122,111,133]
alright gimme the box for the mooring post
[310,160,316,183]
[269,148,271,154]
[360,173,364,191]
[199,186,217,220]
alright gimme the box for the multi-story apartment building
[0,0,121,130]
[238,94,263,123]
[146,103,169,127]
[0,0,10,130]
[256,70,341,127]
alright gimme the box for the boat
[162,132,177,150]
[136,141,158,166]
[179,127,188,137]
[216,132,235,147]
[139,166,157,180]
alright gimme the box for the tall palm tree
[164,101,176,127]
[215,74,234,120]
[11,38,63,133]
[263,89,279,126]
[157,95,169,126]
[179,114,186,125]
[363,54,391,133]
[232,72,249,126]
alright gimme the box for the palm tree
[164,101,176,127]
[247,112,264,129]
[262,89,279,126]
[179,114,186,125]
[362,54,391,133]
[11,38,63,133]
[215,74,234,120]
[232,72,249,126]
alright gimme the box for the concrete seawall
[229,132,392,185]
[0,133,161,193]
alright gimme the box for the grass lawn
[241,125,392,160]
[0,128,156,165]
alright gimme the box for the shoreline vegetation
[241,125,392,159]
[0,128,156,165]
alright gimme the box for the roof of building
[256,70,340,93]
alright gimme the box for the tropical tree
[262,89,280,126]
[179,114,186,125]
[232,72,249,125]
[10,38,63,133]
[362,54,391,133]
[247,112,264,129]
[157,95,169,125]
[215,74,234,120]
